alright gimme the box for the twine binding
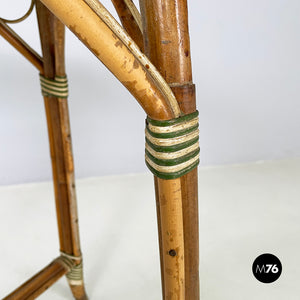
[57,256,74,272]
[60,251,82,261]
[66,262,84,286]
[59,252,84,286]
[40,74,68,98]
[145,111,200,179]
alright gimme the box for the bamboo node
[145,111,200,179]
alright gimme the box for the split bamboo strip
[39,0,181,120]
[111,0,144,50]
[3,258,70,300]
[140,0,199,299]
[0,20,43,72]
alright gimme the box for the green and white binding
[40,74,68,98]
[145,111,200,180]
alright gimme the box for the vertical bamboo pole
[36,2,87,299]
[140,1,199,299]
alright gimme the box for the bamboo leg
[36,2,88,299]
[140,1,199,299]
[3,257,71,300]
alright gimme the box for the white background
[0,0,300,184]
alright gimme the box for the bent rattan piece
[1,0,199,299]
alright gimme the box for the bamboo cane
[111,0,144,50]
[140,1,199,299]
[157,179,186,299]
[36,2,88,299]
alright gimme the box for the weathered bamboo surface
[157,179,186,299]
[140,0,199,299]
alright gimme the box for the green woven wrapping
[145,111,200,179]
[40,74,68,98]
